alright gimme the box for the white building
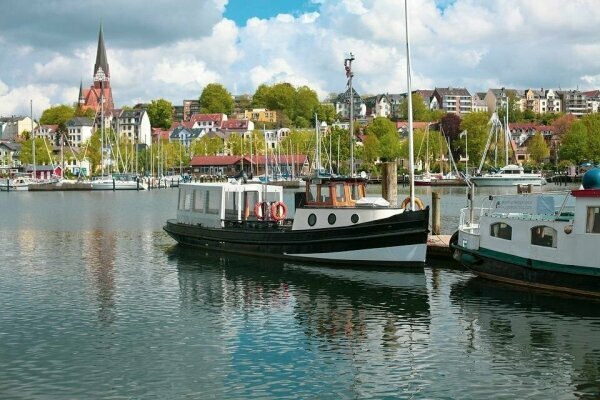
[66,117,95,146]
[114,109,152,145]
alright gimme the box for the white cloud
[3,0,600,115]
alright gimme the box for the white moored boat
[469,164,545,187]
[452,169,600,298]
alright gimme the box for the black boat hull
[164,209,429,266]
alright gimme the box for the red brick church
[78,25,114,114]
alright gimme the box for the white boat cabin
[176,182,284,228]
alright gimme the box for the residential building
[220,119,255,139]
[0,116,37,139]
[0,141,21,174]
[472,92,488,113]
[172,105,184,122]
[189,113,227,131]
[413,90,434,109]
[584,90,600,113]
[386,94,406,119]
[114,109,152,145]
[558,90,588,117]
[182,100,200,121]
[364,94,391,118]
[34,125,58,142]
[431,87,472,115]
[244,108,277,123]
[66,117,94,146]
[543,89,562,113]
[484,88,524,114]
[334,88,366,119]
[169,125,205,148]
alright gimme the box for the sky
[1,0,600,117]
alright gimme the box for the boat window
[586,207,600,233]
[307,184,318,202]
[350,183,363,201]
[224,192,238,220]
[244,191,259,220]
[206,189,221,215]
[179,188,192,211]
[335,183,345,203]
[490,222,512,240]
[320,185,331,204]
[193,189,205,213]
[531,226,557,247]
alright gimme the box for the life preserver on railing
[254,201,268,220]
[271,201,288,221]
[400,196,425,210]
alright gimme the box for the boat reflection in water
[450,277,600,399]
[167,246,431,397]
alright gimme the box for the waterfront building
[189,113,227,131]
[244,108,277,123]
[34,125,58,142]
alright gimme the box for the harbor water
[0,186,598,399]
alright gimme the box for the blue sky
[224,0,320,25]
[1,0,600,116]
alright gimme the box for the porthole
[351,214,359,223]
[308,213,317,226]
[328,213,336,225]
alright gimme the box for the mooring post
[381,161,398,206]
[432,191,441,235]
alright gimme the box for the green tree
[459,111,491,171]
[74,106,96,119]
[399,93,429,121]
[316,103,336,125]
[497,91,523,123]
[365,117,396,139]
[19,137,53,165]
[293,85,319,125]
[362,134,380,162]
[580,113,600,163]
[199,83,234,114]
[252,84,271,108]
[40,105,75,125]
[191,135,224,156]
[527,132,549,164]
[559,120,588,165]
[147,98,173,129]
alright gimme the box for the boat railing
[223,219,293,230]
[458,207,485,235]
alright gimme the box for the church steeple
[93,24,110,88]
[78,79,85,105]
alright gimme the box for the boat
[91,174,146,190]
[164,176,429,266]
[469,164,545,187]
[469,112,544,187]
[0,175,35,191]
[451,168,600,298]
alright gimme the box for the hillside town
[1,26,599,180]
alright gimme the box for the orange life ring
[254,201,268,220]
[271,201,288,221]
[400,196,425,210]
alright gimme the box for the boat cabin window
[179,188,193,211]
[490,222,512,240]
[350,183,365,201]
[334,183,345,203]
[194,189,206,213]
[225,192,238,220]
[586,207,600,233]
[206,189,221,215]
[307,184,318,202]
[531,225,557,248]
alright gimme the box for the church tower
[80,24,114,113]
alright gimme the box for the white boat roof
[180,181,283,194]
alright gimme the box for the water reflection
[82,229,116,326]
[451,277,600,399]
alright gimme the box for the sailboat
[163,8,429,266]
[91,69,146,191]
[469,112,544,187]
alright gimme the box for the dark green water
[0,188,598,399]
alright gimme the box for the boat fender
[254,201,269,220]
[271,201,288,221]
[400,196,425,210]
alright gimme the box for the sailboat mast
[405,0,415,210]
[31,100,36,180]
[345,53,355,177]
[505,95,509,165]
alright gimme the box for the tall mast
[405,0,415,210]
[344,53,355,176]
[505,93,509,165]
[31,100,35,180]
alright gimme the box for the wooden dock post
[432,191,441,235]
[381,161,398,206]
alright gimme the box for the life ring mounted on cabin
[254,201,269,220]
[271,201,288,221]
[400,196,425,211]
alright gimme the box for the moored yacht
[469,164,545,187]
